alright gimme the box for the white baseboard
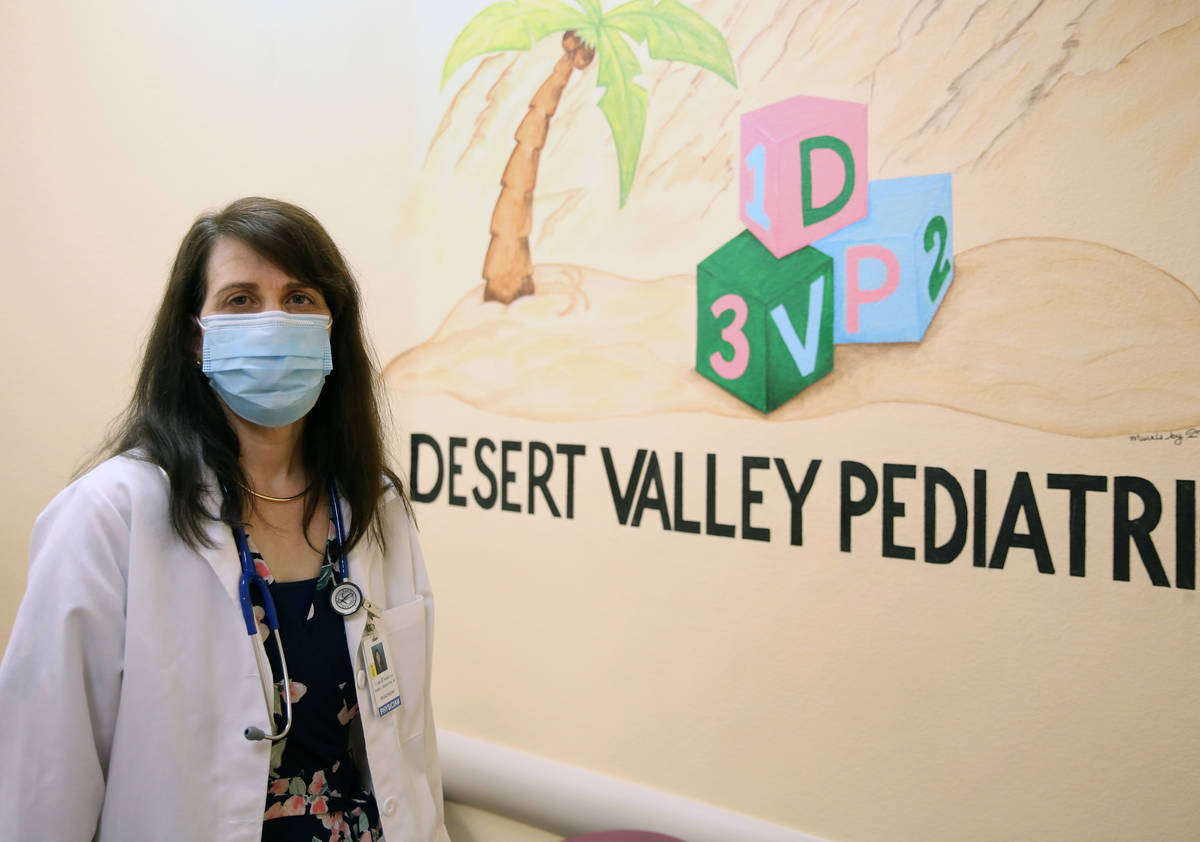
[437,730,832,842]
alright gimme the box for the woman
[0,198,449,842]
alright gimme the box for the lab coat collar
[338,498,381,655]
[198,481,242,618]
[195,478,276,715]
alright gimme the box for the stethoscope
[224,478,365,742]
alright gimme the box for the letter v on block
[769,278,825,377]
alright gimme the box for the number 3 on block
[709,293,750,379]
[709,282,826,382]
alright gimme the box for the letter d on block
[801,136,856,226]
[739,95,867,258]
[844,245,900,335]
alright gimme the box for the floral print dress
[248,526,385,842]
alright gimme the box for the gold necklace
[235,480,311,503]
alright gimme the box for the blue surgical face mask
[199,311,333,428]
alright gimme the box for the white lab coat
[0,453,450,842]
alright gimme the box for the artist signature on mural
[1128,428,1199,446]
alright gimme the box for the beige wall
[0,0,452,647]
[445,802,557,842]
[3,3,1199,842]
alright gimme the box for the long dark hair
[99,197,405,552]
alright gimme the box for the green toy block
[696,230,835,413]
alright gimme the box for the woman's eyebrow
[282,280,322,293]
[210,281,260,297]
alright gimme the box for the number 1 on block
[745,144,771,231]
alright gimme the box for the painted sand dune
[384,238,1200,437]
[409,0,1200,296]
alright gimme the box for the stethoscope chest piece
[330,580,364,616]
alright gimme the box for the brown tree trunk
[482,31,595,304]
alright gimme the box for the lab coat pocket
[378,595,427,743]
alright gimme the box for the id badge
[360,624,402,717]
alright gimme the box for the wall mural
[381,0,1199,836]
[387,0,1198,428]
[386,0,1198,582]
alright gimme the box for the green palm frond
[593,27,649,208]
[441,0,737,208]
[572,0,605,18]
[594,0,737,206]
[441,0,589,88]
[606,0,737,86]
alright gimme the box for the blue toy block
[811,174,954,344]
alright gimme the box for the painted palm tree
[442,0,737,304]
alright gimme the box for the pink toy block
[740,95,868,259]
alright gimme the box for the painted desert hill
[401,0,1200,298]
[384,238,1200,436]
[384,1,1199,435]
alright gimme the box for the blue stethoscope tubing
[225,478,352,742]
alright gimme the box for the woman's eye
[290,293,316,306]
[228,294,251,307]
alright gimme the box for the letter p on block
[813,174,954,343]
[740,95,868,259]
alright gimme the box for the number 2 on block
[924,215,951,300]
[710,293,750,379]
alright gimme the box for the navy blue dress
[247,527,385,842]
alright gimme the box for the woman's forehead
[205,237,295,286]
[203,237,330,301]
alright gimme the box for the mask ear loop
[193,316,207,370]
